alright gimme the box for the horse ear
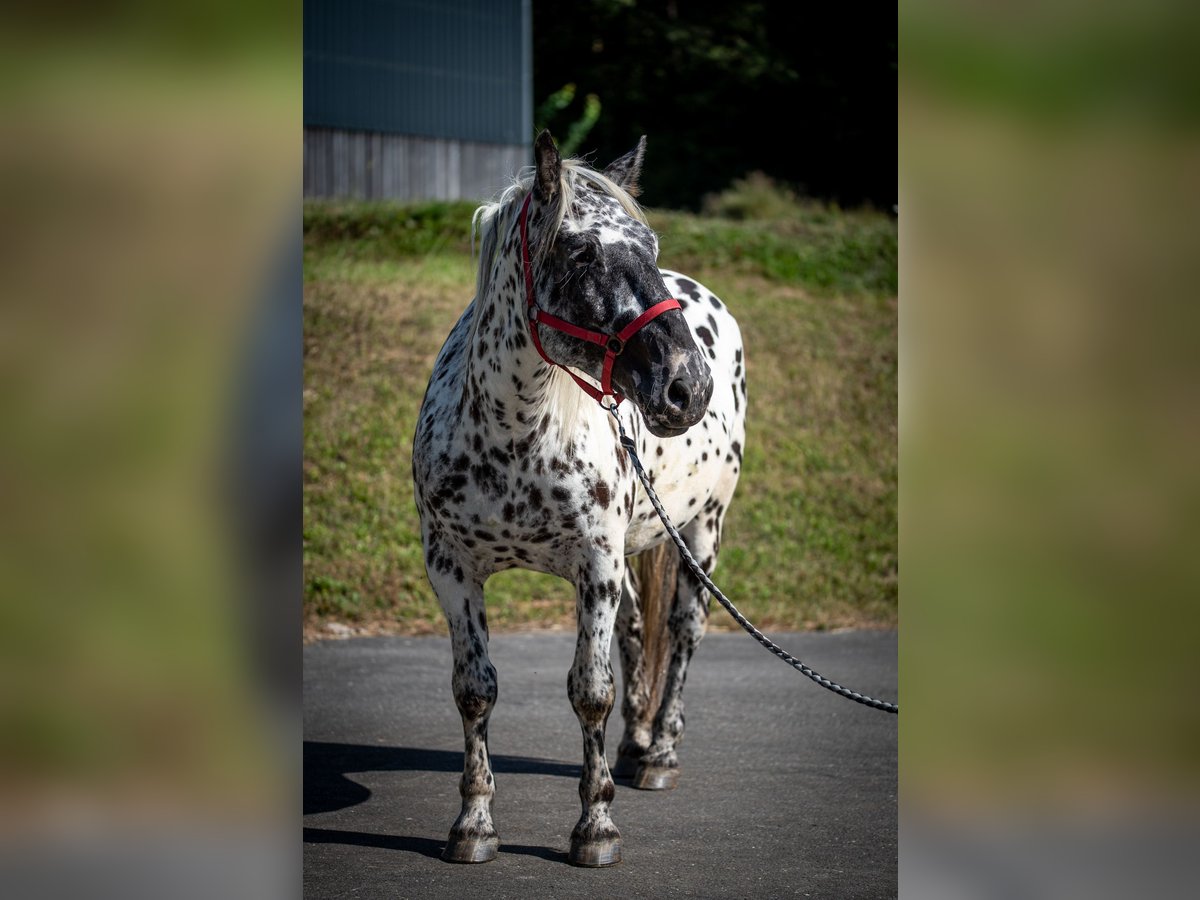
[603,135,647,196]
[534,130,561,202]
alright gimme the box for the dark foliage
[534,1,895,210]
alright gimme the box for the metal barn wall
[304,0,531,201]
[303,129,528,201]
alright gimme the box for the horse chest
[622,445,720,554]
[422,427,634,573]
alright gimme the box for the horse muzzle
[640,355,713,437]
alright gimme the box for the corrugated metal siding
[305,0,529,145]
[304,128,527,201]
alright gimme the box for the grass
[304,188,896,637]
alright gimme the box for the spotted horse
[412,131,747,867]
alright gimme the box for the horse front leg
[429,560,499,863]
[567,555,624,867]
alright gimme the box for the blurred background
[303,0,894,209]
[0,1,300,897]
[901,0,1200,896]
[2,0,1198,896]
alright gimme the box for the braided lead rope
[606,405,898,714]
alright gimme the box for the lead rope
[605,404,898,714]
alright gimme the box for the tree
[533,1,895,210]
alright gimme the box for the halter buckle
[605,336,624,355]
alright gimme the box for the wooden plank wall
[304,128,528,201]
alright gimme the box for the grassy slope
[304,198,896,635]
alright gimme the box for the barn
[304,0,532,201]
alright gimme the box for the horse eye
[569,240,599,269]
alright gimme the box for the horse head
[525,131,713,437]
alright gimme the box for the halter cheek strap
[518,192,681,405]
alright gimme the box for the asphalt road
[304,629,897,899]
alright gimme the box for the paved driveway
[304,629,897,899]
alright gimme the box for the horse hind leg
[431,564,500,863]
[634,508,724,791]
[613,546,674,779]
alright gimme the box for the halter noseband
[518,192,681,405]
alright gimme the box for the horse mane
[467,159,648,431]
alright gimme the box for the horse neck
[463,240,586,442]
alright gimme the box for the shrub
[702,171,802,221]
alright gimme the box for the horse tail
[631,541,678,712]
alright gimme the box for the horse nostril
[667,378,692,412]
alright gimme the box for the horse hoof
[632,764,679,791]
[442,833,499,863]
[569,836,621,867]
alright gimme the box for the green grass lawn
[304,193,896,636]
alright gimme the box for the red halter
[518,192,681,405]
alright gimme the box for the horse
[412,131,747,867]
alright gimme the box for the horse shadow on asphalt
[304,741,582,816]
[303,741,580,862]
[302,827,567,862]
